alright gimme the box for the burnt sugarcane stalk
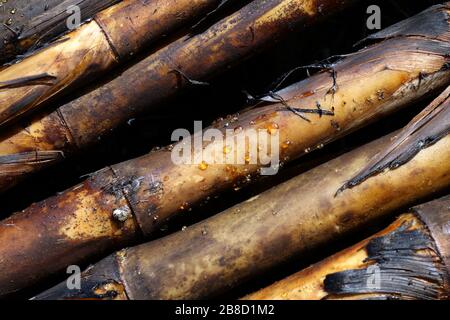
[34,91,450,299]
[0,0,358,191]
[0,0,234,128]
[0,5,449,298]
[245,195,450,300]
[0,0,120,65]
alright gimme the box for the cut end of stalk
[33,253,128,300]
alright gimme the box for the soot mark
[324,220,447,300]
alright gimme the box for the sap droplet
[180,202,190,210]
[267,123,279,135]
[234,126,243,133]
[198,161,208,171]
[223,145,232,154]
[282,141,291,149]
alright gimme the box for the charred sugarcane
[34,92,450,299]
[0,5,449,297]
[0,0,235,128]
[245,195,450,300]
[0,0,120,65]
[0,0,358,192]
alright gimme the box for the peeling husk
[0,0,120,65]
[0,0,229,128]
[0,0,357,192]
[245,195,450,300]
[1,4,450,297]
[35,122,450,299]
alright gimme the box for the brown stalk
[34,107,450,299]
[0,4,449,297]
[0,0,357,191]
[0,0,120,65]
[0,0,233,128]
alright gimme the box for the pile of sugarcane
[0,0,448,300]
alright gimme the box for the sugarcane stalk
[0,0,232,129]
[0,0,120,65]
[0,5,449,297]
[245,195,450,300]
[34,101,450,299]
[0,0,358,192]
